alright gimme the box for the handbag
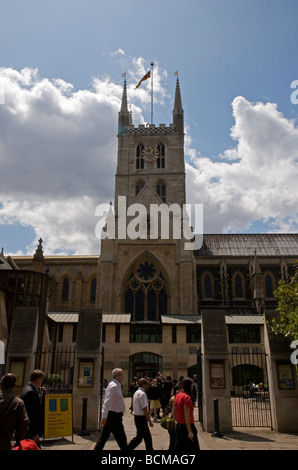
[161,414,175,432]
[13,439,40,450]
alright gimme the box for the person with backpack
[0,373,29,450]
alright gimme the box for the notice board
[44,393,73,439]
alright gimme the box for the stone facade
[1,79,298,431]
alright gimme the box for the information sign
[44,393,73,439]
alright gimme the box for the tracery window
[124,259,168,322]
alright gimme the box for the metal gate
[230,349,272,428]
[35,347,75,392]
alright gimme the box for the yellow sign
[44,394,73,439]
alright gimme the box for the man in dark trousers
[20,369,44,448]
[94,368,127,451]
[127,378,154,451]
[0,373,29,450]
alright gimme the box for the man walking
[94,368,127,451]
[127,378,154,451]
[20,369,44,448]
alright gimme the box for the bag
[13,439,40,450]
[161,414,175,432]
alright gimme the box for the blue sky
[0,0,298,255]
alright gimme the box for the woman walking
[173,377,200,453]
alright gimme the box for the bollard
[211,398,224,438]
[79,397,90,436]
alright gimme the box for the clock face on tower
[141,146,160,163]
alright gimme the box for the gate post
[264,311,298,432]
[72,308,102,432]
[201,310,233,433]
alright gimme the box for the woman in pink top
[173,377,200,452]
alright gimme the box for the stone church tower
[96,77,196,321]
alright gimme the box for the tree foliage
[267,264,298,342]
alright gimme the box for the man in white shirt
[127,378,154,451]
[94,368,127,451]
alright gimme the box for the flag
[174,70,178,76]
[122,72,126,78]
[135,71,151,89]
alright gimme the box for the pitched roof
[195,233,298,257]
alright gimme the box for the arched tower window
[156,180,166,203]
[157,143,165,169]
[265,273,274,298]
[61,278,70,302]
[136,179,145,196]
[136,144,144,169]
[123,258,168,322]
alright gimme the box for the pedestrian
[173,377,200,453]
[20,369,44,448]
[173,375,184,395]
[0,373,29,450]
[147,378,162,421]
[129,376,138,413]
[161,374,173,412]
[162,395,176,452]
[127,378,154,451]
[94,368,127,451]
[192,374,198,405]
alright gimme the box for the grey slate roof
[195,234,298,257]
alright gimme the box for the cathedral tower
[97,76,195,321]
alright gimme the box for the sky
[0,0,298,256]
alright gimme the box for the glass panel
[158,289,167,315]
[147,289,157,322]
[135,289,145,321]
[204,275,212,298]
[125,289,134,314]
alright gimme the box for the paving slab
[41,398,298,452]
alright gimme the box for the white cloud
[185,96,298,233]
[1,63,297,257]
[0,60,170,255]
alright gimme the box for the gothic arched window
[90,277,97,302]
[124,259,168,322]
[136,144,144,169]
[265,274,274,297]
[204,274,212,299]
[157,143,165,169]
[62,278,70,302]
[156,180,166,203]
[234,273,244,298]
[136,179,145,196]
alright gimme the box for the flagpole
[151,62,154,124]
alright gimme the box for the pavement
[40,398,298,452]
